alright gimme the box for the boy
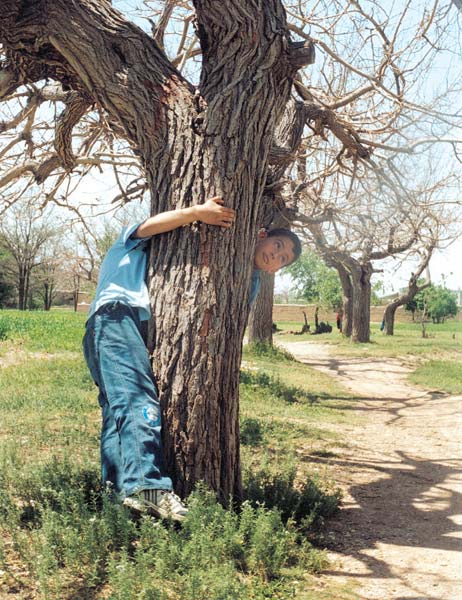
[83,197,301,521]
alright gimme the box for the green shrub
[240,417,264,446]
[240,369,317,404]
[244,342,295,362]
[243,465,341,530]
[1,464,333,599]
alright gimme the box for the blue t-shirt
[89,224,151,321]
[249,269,261,306]
[90,224,262,319]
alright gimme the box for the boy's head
[254,228,302,274]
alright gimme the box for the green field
[0,310,358,600]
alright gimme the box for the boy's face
[254,235,296,274]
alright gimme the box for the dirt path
[280,341,462,600]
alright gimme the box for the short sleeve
[121,223,150,251]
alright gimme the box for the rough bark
[18,271,26,311]
[383,302,398,335]
[0,0,315,501]
[383,247,434,335]
[248,272,275,345]
[337,263,353,337]
[351,262,372,343]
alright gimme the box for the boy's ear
[257,228,268,239]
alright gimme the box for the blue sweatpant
[83,301,172,497]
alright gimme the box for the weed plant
[243,466,341,533]
[0,457,333,599]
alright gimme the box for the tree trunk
[248,272,275,345]
[73,274,80,312]
[18,268,27,310]
[384,303,398,335]
[337,263,353,337]
[245,100,307,348]
[146,89,292,500]
[43,281,53,311]
[384,281,431,335]
[24,268,31,311]
[351,262,372,343]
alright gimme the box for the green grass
[0,309,86,353]
[274,320,462,359]
[0,310,352,600]
[408,359,462,394]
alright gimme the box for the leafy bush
[240,368,317,404]
[244,341,295,362]
[240,417,265,446]
[0,462,333,599]
[243,465,341,531]
[408,285,458,323]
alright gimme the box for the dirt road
[280,341,462,600]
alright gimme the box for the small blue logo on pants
[142,406,161,427]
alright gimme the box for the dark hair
[267,228,302,265]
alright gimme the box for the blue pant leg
[99,388,124,494]
[83,320,124,494]
[95,305,172,496]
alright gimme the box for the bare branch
[54,91,92,170]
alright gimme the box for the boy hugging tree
[83,197,302,521]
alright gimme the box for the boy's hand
[195,197,235,228]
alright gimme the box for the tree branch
[0,0,194,158]
[54,91,92,170]
[152,0,178,50]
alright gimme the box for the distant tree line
[0,201,118,311]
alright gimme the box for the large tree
[1,1,461,497]
[0,0,315,500]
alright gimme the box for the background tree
[0,199,56,310]
[413,285,458,324]
[0,244,15,308]
[383,250,433,335]
[287,248,343,309]
[33,237,67,311]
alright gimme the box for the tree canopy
[409,285,458,323]
[287,249,343,309]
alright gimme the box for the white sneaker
[123,489,188,521]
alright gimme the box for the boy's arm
[133,197,235,239]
